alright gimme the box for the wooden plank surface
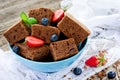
[0,0,61,51]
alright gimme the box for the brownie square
[50,38,78,61]
[28,8,54,25]
[31,24,60,44]
[4,21,30,45]
[57,13,90,45]
[15,43,50,61]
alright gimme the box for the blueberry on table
[12,46,20,54]
[73,67,82,75]
[41,18,49,26]
[50,34,59,42]
[107,71,116,79]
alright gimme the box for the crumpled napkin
[0,0,120,80]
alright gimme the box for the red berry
[26,36,44,47]
[52,9,64,22]
[85,51,107,67]
[85,56,99,67]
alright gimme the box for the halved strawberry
[52,9,64,22]
[26,36,44,47]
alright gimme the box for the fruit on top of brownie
[3,20,30,45]
[31,24,60,44]
[12,45,20,54]
[28,8,54,25]
[25,36,44,47]
[15,43,50,61]
[50,38,78,61]
[41,17,49,26]
[57,13,90,45]
[52,9,64,23]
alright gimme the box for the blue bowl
[9,38,88,72]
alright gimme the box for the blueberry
[50,34,59,42]
[73,67,82,75]
[12,46,20,54]
[41,18,49,26]
[107,71,116,79]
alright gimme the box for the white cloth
[0,0,120,80]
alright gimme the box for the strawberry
[85,56,99,67]
[26,36,44,47]
[85,50,107,67]
[52,9,64,22]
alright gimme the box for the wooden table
[0,0,61,51]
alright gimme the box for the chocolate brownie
[31,24,60,44]
[50,38,78,61]
[28,8,54,25]
[4,21,30,45]
[57,13,90,45]
[15,43,50,61]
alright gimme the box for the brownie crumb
[97,71,106,79]
[84,65,87,70]
[90,75,95,79]
[68,78,72,80]
[63,75,67,78]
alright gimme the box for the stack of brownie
[4,8,90,62]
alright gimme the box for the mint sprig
[20,12,38,26]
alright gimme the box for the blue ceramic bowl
[9,38,88,72]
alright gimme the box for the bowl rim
[9,38,88,65]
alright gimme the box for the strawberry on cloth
[85,50,107,67]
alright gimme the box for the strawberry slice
[26,36,44,47]
[85,56,99,67]
[52,9,64,22]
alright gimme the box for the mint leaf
[20,12,28,24]
[27,17,38,25]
